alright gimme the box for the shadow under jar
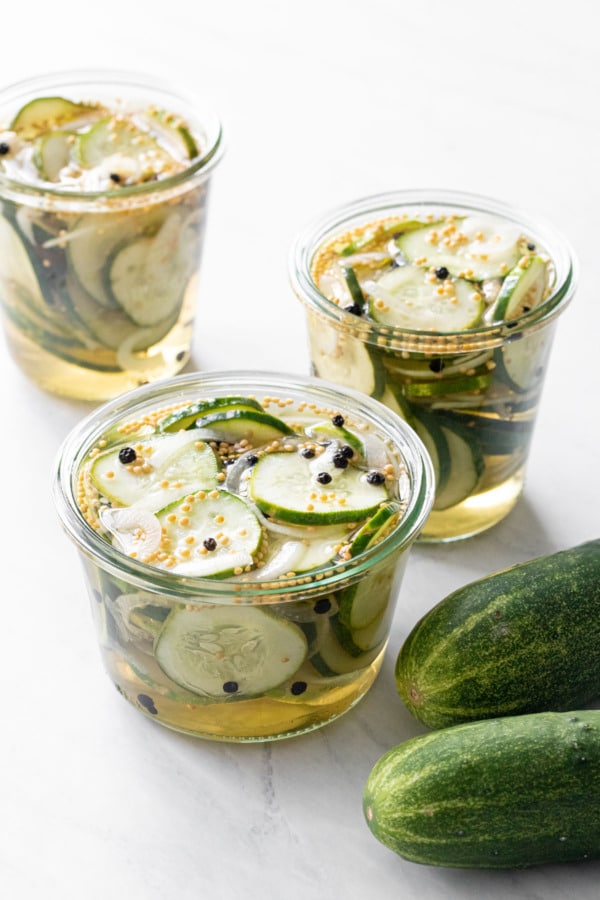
[0,70,223,401]
[53,371,434,741]
[290,189,577,542]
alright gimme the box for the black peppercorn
[332,414,345,427]
[137,694,158,714]
[429,358,445,373]
[0,141,10,156]
[290,681,308,696]
[435,266,449,280]
[245,455,259,467]
[301,447,315,459]
[344,303,363,316]
[118,446,137,464]
[317,471,332,484]
[223,681,239,694]
[109,172,122,183]
[313,597,332,614]
[203,537,218,551]
[340,444,354,459]
[332,452,349,469]
[366,471,385,485]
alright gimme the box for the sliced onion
[99,506,162,558]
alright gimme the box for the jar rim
[289,188,578,350]
[53,370,435,602]
[0,68,224,204]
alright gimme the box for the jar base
[3,315,192,402]
[105,647,386,742]
[419,470,524,542]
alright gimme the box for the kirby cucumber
[363,709,600,869]
[395,540,600,729]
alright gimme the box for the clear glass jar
[290,189,577,541]
[53,370,434,742]
[0,70,223,400]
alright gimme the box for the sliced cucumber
[10,96,98,138]
[307,316,384,396]
[90,430,219,510]
[193,409,294,445]
[249,450,388,525]
[250,527,348,580]
[441,410,534,457]
[367,265,483,332]
[160,397,265,432]
[73,116,171,170]
[65,271,176,353]
[305,420,365,456]
[144,108,199,159]
[495,329,551,394]
[411,412,451,496]
[157,490,262,577]
[331,608,389,656]
[403,370,492,399]
[33,130,74,181]
[67,208,167,309]
[378,385,413,423]
[492,255,549,321]
[433,420,484,510]
[310,619,384,676]
[155,605,307,697]
[347,501,403,557]
[106,212,195,326]
[397,215,522,281]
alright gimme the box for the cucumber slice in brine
[367,265,483,332]
[10,96,99,138]
[33,130,74,181]
[306,314,384,397]
[155,606,307,698]
[249,450,388,525]
[157,490,262,577]
[492,255,549,321]
[90,430,219,510]
[106,211,198,326]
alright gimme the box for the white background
[2,2,600,898]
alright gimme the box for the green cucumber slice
[106,212,194,326]
[249,450,388,525]
[495,329,552,394]
[347,501,402,557]
[367,265,483,331]
[145,108,199,159]
[411,413,451,496]
[310,619,384,675]
[492,255,549,321]
[10,96,98,138]
[73,116,171,170]
[403,370,492,398]
[90,431,219,510]
[332,608,389,656]
[250,527,348,580]
[193,409,294,445]
[65,271,176,353]
[155,605,307,697]
[433,420,484,510]
[157,490,262,576]
[307,317,384,397]
[397,216,522,281]
[305,420,365,456]
[67,208,167,309]
[160,397,265,432]
[33,130,74,181]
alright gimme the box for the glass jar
[53,370,434,741]
[0,69,223,400]
[290,189,577,541]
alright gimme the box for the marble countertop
[2,2,599,897]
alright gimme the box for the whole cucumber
[363,710,600,868]
[395,540,600,729]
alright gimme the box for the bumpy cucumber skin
[363,710,600,869]
[395,540,600,729]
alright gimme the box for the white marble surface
[2,2,600,897]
